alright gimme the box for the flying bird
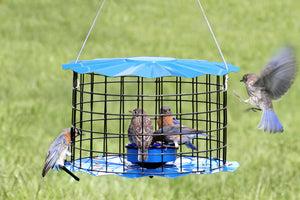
[128,108,153,161]
[234,47,297,133]
[42,128,81,181]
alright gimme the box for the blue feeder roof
[62,56,239,78]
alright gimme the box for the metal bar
[104,76,108,172]
[71,72,78,163]
[223,76,228,164]
[90,73,94,171]
[79,74,85,169]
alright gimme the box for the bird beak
[129,110,133,114]
[240,76,246,82]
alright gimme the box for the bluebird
[157,106,179,128]
[155,106,209,150]
[152,106,179,143]
[235,47,297,133]
[154,124,209,150]
[42,128,81,181]
[128,108,153,161]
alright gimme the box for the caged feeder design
[60,0,239,178]
[62,57,240,178]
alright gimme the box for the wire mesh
[69,72,227,176]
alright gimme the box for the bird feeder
[61,0,239,178]
[62,57,239,178]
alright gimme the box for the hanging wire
[196,0,229,91]
[75,0,107,64]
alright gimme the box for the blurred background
[1,0,300,199]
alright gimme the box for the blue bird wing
[42,134,68,177]
[157,125,205,144]
[256,47,297,100]
[185,141,197,150]
[172,117,180,125]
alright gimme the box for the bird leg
[173,141,179,149]
[233,90,252,104]
[233,90,261,112]
[245,107,262,112]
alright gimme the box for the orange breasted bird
[42,128,81,181]
[157,106,179,128]
[155,106,209,150]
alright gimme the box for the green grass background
[1,0,300,199]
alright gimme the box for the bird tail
[197,132,211,137]
[258,109,283,133]
[195,130,212,138]
[138,148,148,161]
[42,165,50,177]
[185,141,197,150]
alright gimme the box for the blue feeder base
[65,156,239,178]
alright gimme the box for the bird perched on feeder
[128,108,153,161]
[234,46,297,133]
[154,106,209,150]
[157,106,180,128]
[42,128,81,181]
[153,106,180,143]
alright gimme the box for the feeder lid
[62,56,239,78]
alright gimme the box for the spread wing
[42,135,68,177]
[255,47,297,100]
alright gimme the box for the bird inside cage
[153,106,210,150]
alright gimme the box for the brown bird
[235,46,297,133]
[128,108,153,161]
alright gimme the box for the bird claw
[233,90,243,102]
[233,90,249,103]
[67,151,72,157]
[174,142,179,149]
[245,107,262,112]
